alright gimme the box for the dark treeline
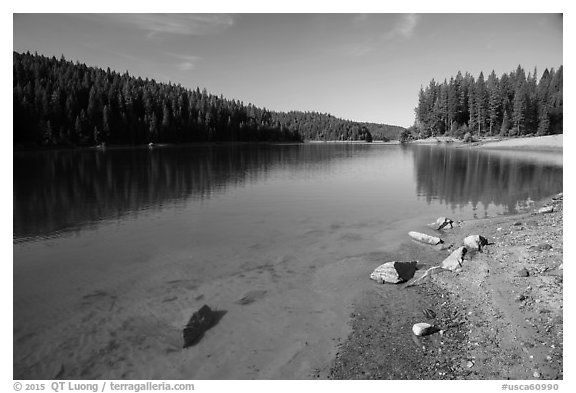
[13,52,404,147]
[414,65,563,139]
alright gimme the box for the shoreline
[472,134,563,152]
[408,134,563,153]
[14,134,563,153]
[327,193,563,379]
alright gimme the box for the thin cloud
[351,14,370,24]
[171,54,202,72]
[164,53,203,72]
[340,14,420,57]
[383,14,420,40]
[90,14,235,38]
[178,62,197,72]
[341,41,376,57]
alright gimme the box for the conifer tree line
[13,52,404,147]
[414,65,562,139]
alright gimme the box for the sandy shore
[475,135,563,152]
[327,193,563,379]
[410,134,563,151]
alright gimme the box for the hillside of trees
[13,52,404,148]
[413,65,563,139]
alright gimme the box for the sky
[13,13,563,127]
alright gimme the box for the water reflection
[13,144,563,242]
[411,145,562,214]
[13,144,354,241]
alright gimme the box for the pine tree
[487,70,500,136]
[94,126,101,145]
[525,68,539,134]
[161,103,171,133]
[415,86,428,134]
[439,81,449,134]
[468,83,477,132]
[548,66,563,134]
[512,81,528,136]
[536,68,551,136]
[500,110,510,135]
[475,72,488,136]
[149,113,158,143]
[42,120,54,145]
[447,77,458,131]
[102,104,111,141]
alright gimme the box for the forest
[412,65,563,139]
[13,52,404,147]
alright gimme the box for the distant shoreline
[14,134,562,153]
[13,140,397,153]
[306,140,399,144]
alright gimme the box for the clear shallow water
[13,144,562,379]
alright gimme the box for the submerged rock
[235,290,267,305]
[408,231,443,245]
[430,217,454,230]
[182,305,224,348]
[422,308,436,319]
[412,322,436,336]
[370,261,418,284]
[441,246,467,271]
[464,235,489,252]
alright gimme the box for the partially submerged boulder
[370,261,418,284]
[441,246,467,271]
[183,305,223,348]
[235,290,268,305]
[430,217,455,230]
[538,206,554,214]
[408,231,443,246]
[412,322,436,336]
[463,235,489,252]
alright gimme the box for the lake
[13,143,563,379]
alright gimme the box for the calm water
[13,143,562,379]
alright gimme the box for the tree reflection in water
[13,144,348,241]
[411,145,562,215]
[14,144,562,242]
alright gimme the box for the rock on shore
[441,246,467,271]
[370,261,418,284]
[329,197,563,380]
[409,231,443,245]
